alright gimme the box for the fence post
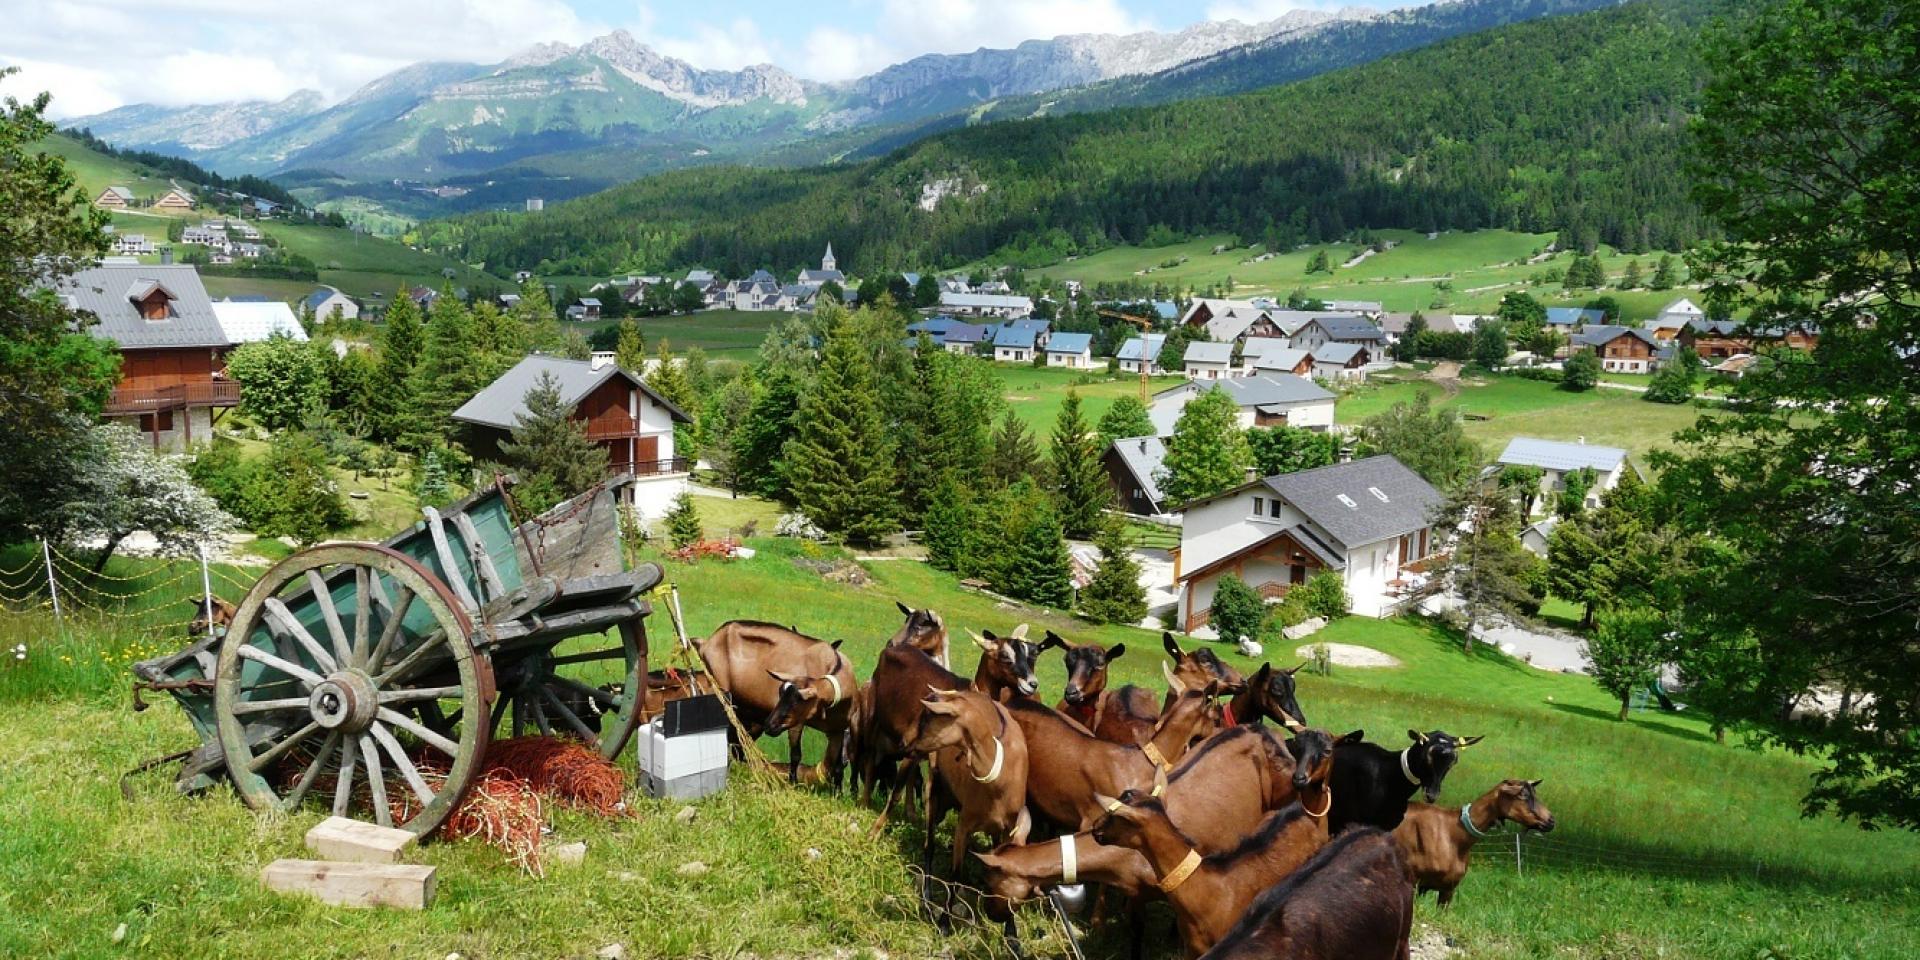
[40,539,62,628]
[199,542,217,643]
[1514,831,1524,876]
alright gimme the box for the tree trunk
[91,531,128,576]
[1617,696,1630,721]
[1713,724,1726,745]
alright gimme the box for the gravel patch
[1293,642,1402,668]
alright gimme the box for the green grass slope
[0,528,1915,958]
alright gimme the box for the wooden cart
[133,477,662,837]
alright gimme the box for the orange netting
[482,736,628,816]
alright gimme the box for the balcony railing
[583,416,641,441]
[609,457,691,478]
[105,380,241,415]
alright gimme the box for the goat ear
[1461,735,1484,748]
[1161,659,1185,694]
[1104,643,1126,662]
[1092,792,1122,814]
[1251,662,1273,684]
[972,850,1000,867]
[1162,632,1184,659]
[1039,630,1065,651]
[1201,679,1223,698]
[897,600,913,617]
[1336,730,1365,745]
[1408,729,1427,744]
[830,639,844,650]
[1009,623,1030,640]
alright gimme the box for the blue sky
[1,0,1404,117]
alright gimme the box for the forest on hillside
[416,0,1718,279]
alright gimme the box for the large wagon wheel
[494,617,647,760]
[214,544,493,838]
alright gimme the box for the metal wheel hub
[309,671,379,732]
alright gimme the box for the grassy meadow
[1,531,1915,959]
[577,310,795,361]
[1032,230,1700,321]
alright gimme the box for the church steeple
[822,243,836,273]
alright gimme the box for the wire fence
[897,866,1085,960]
[0,540,262,662]
[1482,829,1817,886]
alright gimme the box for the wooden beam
[304,816,417,864]
[261,859,436,910]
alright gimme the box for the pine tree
[923,476,975,572]
[646,339,699,459]
[498,372,610,515]
[664,491,702,548]
[1005,494,1074,608]
[1159,388,1251,504]
[615,317,647,371]
[1096,394,1155,446]
[987,411,1042,490]
[1621,258,1644,289]
[1079,516,1146,625]
[376,291,425,443]
[1048,390,1111,539]
[414,448,452,508]
[406,294,485,448]
[1307,250,1331,274]
[732,368,800,499]
[783,310,899,545]
[1649,254,1678,290]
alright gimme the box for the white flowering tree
[47,424,235,573]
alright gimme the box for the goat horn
[967,630,993,651]
[1094,793,1123,813]
[926,685,962,697]
[1010,623,1030,640]
[1162,659,1184,694]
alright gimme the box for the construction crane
[1099,308,1159,405]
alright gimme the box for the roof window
[1368,486,1390,502]
[1336,494,1358,510]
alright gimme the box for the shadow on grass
[1544,701,1716,745]
[1402,616,1538,676]
[1511,828,1911,896]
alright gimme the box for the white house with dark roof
[1310,341,1371,381]
[1291,315,1387,353]
[992,321,1045,363]
[941,291,1034,319]
[1183,340,1235,380]
[1174,455,1444,626]
[452,356,693,520]
[1150,375,1335,435]
[1495,437,1634,516]
[1045,331,1094,369]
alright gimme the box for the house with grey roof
[1573,325,1665,373]
[54,263,237,450]
[1249,344,1313,378]
[1117,334,1167,375]
[95,186,135,208]
[1292,315,1387,353]
[1104,436,1170,516]
[1310,341,1371,381]
[452,356,693,520]
[1045,331,1094,369]
[305,288,358,322]
[1150,373,1335,435]
[1495,437,1635,516]
[1175,455,1444,625]
[1546,307,1606,329]
[1183,340,1236,380]
[992,323,1042,363]
[941,321,994,355]
[941,291,1034,319]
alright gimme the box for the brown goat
[906,688,1032,876]
[890,601,949,665]
[184,595,237,638]
[1161,632,1246,713]
[1394,779,1554,906]
[968,626,1042,702]
[1091,737,1336,958]
[699,620,859,784]
[1228,661,1310,731]
[856,641,967,832]
[1043,631,1161,745]
[1197,827,1414,960]
[1005,681,1222,832]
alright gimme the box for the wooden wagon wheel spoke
[530,693,553,736]
[552,675,619,709]
[230,696,312,716]
[549,647,626,666]
[218,543,489,839]
[284,731,342,811]
[238,640,326,688]
[363,585,413,672]
[370,723,436,807]
[246,720,323,773]
[378,686,465,704]
[332,736,358,817]
[306,569,354,668]
[263,597,337,674]
[360,733,392,828]
[539,686,602,746]
[377,707,462,758]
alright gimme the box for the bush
[1209,574,1265,644]
[188,437,254,517]
[1513,367,1565,383]
[1296,571,1349,620]
[664,492,702,548]
[1562,351,1601,391]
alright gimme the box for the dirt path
[1425,361,1464,395]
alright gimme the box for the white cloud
[652,18,778,71]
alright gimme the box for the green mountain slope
[418,0,1716,279]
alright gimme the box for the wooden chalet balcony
[105,381,241,415]
[610,457,691,478]
[583,415,641,441]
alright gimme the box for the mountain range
[68,0,1620,216]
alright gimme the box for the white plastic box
[636,718,728,799]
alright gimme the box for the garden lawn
[994,364,1186,433]
[577,310,792,361]
[1,538,1914,959]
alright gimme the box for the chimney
[159,246,173,265]
[1577,436,1587,445]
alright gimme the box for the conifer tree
[987,411,1042,490]
[1159,388,1251,504]
[1005,494,1073,607]
[1621,258,1644,289]
[406,294,485,449]
[646,339,699,458]
[414,448,452,508]
[732,368,801,499]
[615,318,647,372]
[1649,254,1678,291]
[1079,516,1146,625]
[1096,395,1155,446]
[923,476,975,573]
[469,300,527,374]
[783,311,898,546]
[376,291,425,442]
[664,491,702,549]
[498,372,609,515]
[1048,389,1111,539]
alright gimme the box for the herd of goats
[682,603,1557,960]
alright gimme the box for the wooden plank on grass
[261,859,436,910]
[304,816,416,864]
